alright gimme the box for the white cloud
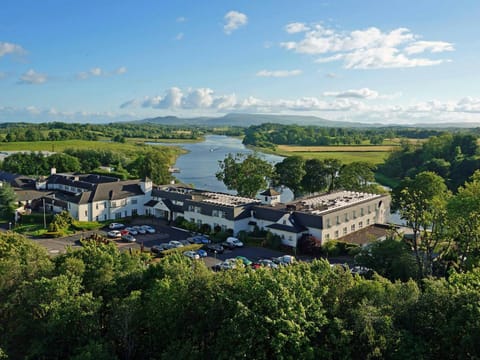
[256,69,302,77]
[176,16,187,22]
[78,66,127,79]
[405,40,454,55]
[282,24,454,69]
[323,88,379,99]
[18,69,48,84]
[175,32,184,41]
[285,22,310,34]
[115,66,127,74]
[224,10,248,34]
[0,41,25,57]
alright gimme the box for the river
[150,135,286,194]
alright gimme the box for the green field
[0,139,186,154]
[276,150,389,164]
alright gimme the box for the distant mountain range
[136,113,480,129]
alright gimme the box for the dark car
[221,241,236,250]
[205,243,224,254]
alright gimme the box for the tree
[355,238,418,281]
[216,153,274,198]
[47,153,81,173]
[0,183,17,220]
[129,150,171,185]
[393,171,450,277]
[337,161,376,192]
[301,159,328,194]
[446,170,480,271]
[274,156,306,197]
[323,158,342,192]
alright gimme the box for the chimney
[50,167,57,175]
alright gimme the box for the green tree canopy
[274,156,306,197]
[0,183,17,220]
[216,152,274,198]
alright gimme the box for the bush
[158,244,202,257]
[264,232,282,250]
[321,240,360,257]
[71,221,102,231]
[43,231,64,238]
[21,213,54,224]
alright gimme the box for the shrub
[71,221,102,231]
[158,244,202,257]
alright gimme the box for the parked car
[205,243,224,254]
[168,240,184,248]
[197,249,208,258]
[125,227,138,235]
[225,237,244,247]
[236,256,252,266]
[122,234,136,242]
[108,222,124,230]
[134,226,147,234]
[221,241,236,250]
[183,250,200,260]
[141,225,156,234]
[273,255,296,265]
[253,259,279,269]
[107,230,122,238]
[151,243,174,254]
[179,240,191,246]
[213,258,240,271]
[189,235,210,244]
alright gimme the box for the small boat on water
[168,167,180,173]
[209,147,220,152]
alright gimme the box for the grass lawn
[0,139,187,153]
[276,145,398,152]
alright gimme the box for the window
[111,201,117,208]
[265,197,268,201]
[188,205,195,212]
[221,225,227,232]
[326,218,331,228]
[85,210,87,217]
[325,233,330,241]
[345,213,349,221]
[343,227,347,235]
[115,212,122,220]
[359,221,363,229]
[132,209,138,216]
[96,216,99,221]
[367,218,370,225]
[334,230,339,238]
[96,203,99,210]
[336,216,340,225]
[353,210,356,219]
[351,224,356,231]
[195,206,201,213]
[124,211,127,217]
[283,220,287,225]
[197,219,202,225]
[360,208,364,216]
[131,199,138,205]
[190,218,195,223]
[368,205,371,214]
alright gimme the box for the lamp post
[43,198,46,229]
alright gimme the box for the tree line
[0,232,479,359]
[378,133,479,190]
[0,147,178,185]
[242,123,448,148]
[216,153,382,198]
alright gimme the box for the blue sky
[1,0,479,124]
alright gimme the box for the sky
[1,0,479,124]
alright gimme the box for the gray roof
[266,222,307,233]
[0,171,36,189]
[252,206,288,222]
[260,188,280,196]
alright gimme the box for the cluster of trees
[242,123,446,148]
[379,133,479,190]
[1,232,479,359]
[392,170,480,277]
[0,147,178,185]
[216,153,382,198]
[0,121,247,143]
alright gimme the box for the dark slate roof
[252,206,288,222]
[0,171,36,189]
[15,189,50,202]
[145,200,159,207]
[260,188,280,196]
[266,223,307,233]
[293,212,323,230]
[152,187,193,202]
[161,198,176,212]
[235,208,252,220]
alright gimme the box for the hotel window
[325,233,330,241]
[111,201,117,208]
[132,209,138,216]
[197,219,202,225]
[334,230,339,238]
[360,208,364,216]
[345,213,349,221]
[283,220,287,225]
[85,210,87,217]
[115,213,122,220]
[96,203,99,210]
[221,225,227,232]
[188,205,195,212]
[353,210,356,219]
[131,199,138,205]
[326,218,331,228]
[336,216,340,225]
[368,205,371,214]
[351,224,356,231]
[190,218,195,223]
[343,227,347,235]
[359,221,363,229]
[195,206,201,213]
[367,218,370,225]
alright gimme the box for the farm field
[276,145,398,152]
[274,150,390,164]
[0,139,184,153]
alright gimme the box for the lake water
[151,135,286,194]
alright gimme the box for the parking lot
[33,218,294,268]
